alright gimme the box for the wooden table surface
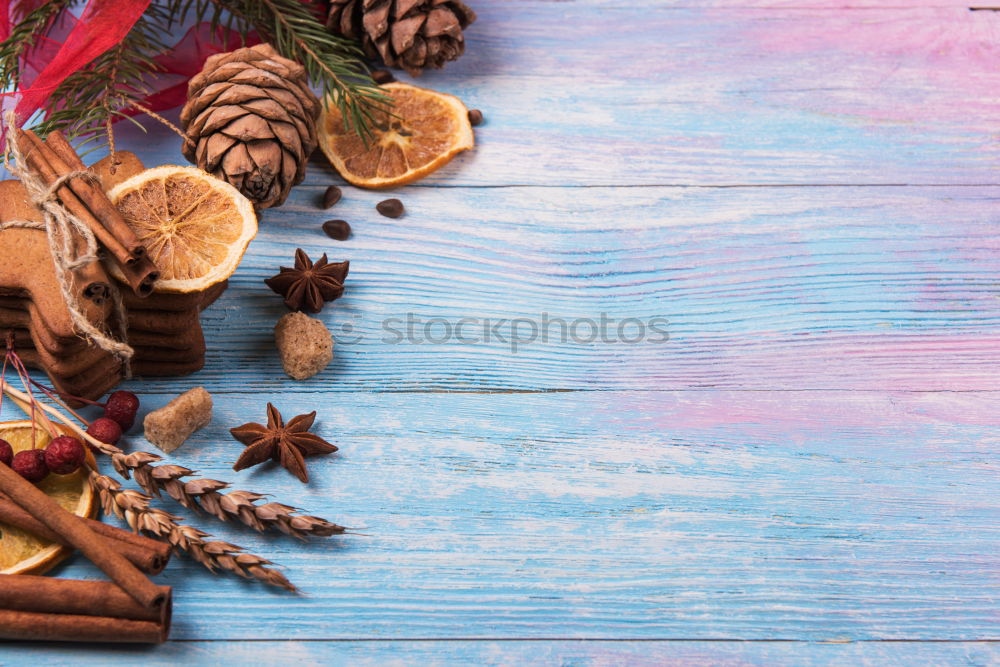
[8,1,1000,665]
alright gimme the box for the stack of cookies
[122,282,226,378]
[0,151,233,402]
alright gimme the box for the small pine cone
[180,43,320,209]
[327,0,476,76]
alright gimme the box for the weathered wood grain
[42,390,1000,642]
[359,3,1000,186]
[57,3,998,189]
[93,183,1000,393]
[8,639,1000,666]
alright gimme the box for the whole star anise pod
[265,248,349,313]
[230,403,338,483]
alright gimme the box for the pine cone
[327,0,476,76]
[180,43,319,209]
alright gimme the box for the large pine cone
[327,0,476,76]
[180,43,319,209]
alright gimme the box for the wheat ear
[89,472,298,592]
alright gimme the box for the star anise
[230,403,338,483]
[265,248,349,313]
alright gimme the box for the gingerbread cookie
[0,150,230,397]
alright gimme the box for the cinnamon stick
[5,135,111,306]
[126,255,160,298]
[16,131,133,268]
[0,496,171,574]
[0,574,171,625]
[45,131,146,260]
[0,576,171,643]
[0,609,167,643]
[0,462,165,609]
[0,609,169,644]
[17,131,159,298]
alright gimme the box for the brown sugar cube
[275,312,333,380]
[143,387,213,454]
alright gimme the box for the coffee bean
[376,198,404,218]
[320,185,342,209]
[323,219,352,241]
[467,109,484,126]
[372,69,395,84]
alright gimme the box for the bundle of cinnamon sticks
[12,129,159,299]
[0,462,173,643]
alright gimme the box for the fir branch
[0,0,75,90]
[30,8,171,149]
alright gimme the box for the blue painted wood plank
[11,389,996,644]
[63,3,998,188]
[97,183,1000,393]
[5,639,1000,666]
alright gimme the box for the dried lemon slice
[318,82,474,189]
[107,166,257,293]
[0,421,97,575]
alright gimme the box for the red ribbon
[2,0,153,121]
[1,1,270,137]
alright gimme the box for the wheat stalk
[104,449,345,539]
[89,471,298,592]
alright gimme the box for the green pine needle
[30,5,170,151]
[0,1,77,90]
[173,0,390,142]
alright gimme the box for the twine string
[2,112,133,374]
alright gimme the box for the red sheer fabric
[0,0,268,141]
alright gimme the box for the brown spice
[15,130,160,297]
[321,185,343,209]
[0,495,170,574]
[264,249,349,313]
[231,403,338,483]
[322,219,352,241]
[0,574,171,643]
[45,131,145,260]
[376,198,404,218]
[468,109,484,126]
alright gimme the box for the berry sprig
[0,341,87,483]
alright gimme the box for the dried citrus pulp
[318,82,474,189]
[0,421,97,575]
[107,165,258,293]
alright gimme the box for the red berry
[104,391,140,431]
[44,436,85,475]
[86,417,122,447]
[12,449,48,482]
[0,439,12,467]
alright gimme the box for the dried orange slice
[107,166,258,293]
[0,421,98,575]
[318,82,474,189]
